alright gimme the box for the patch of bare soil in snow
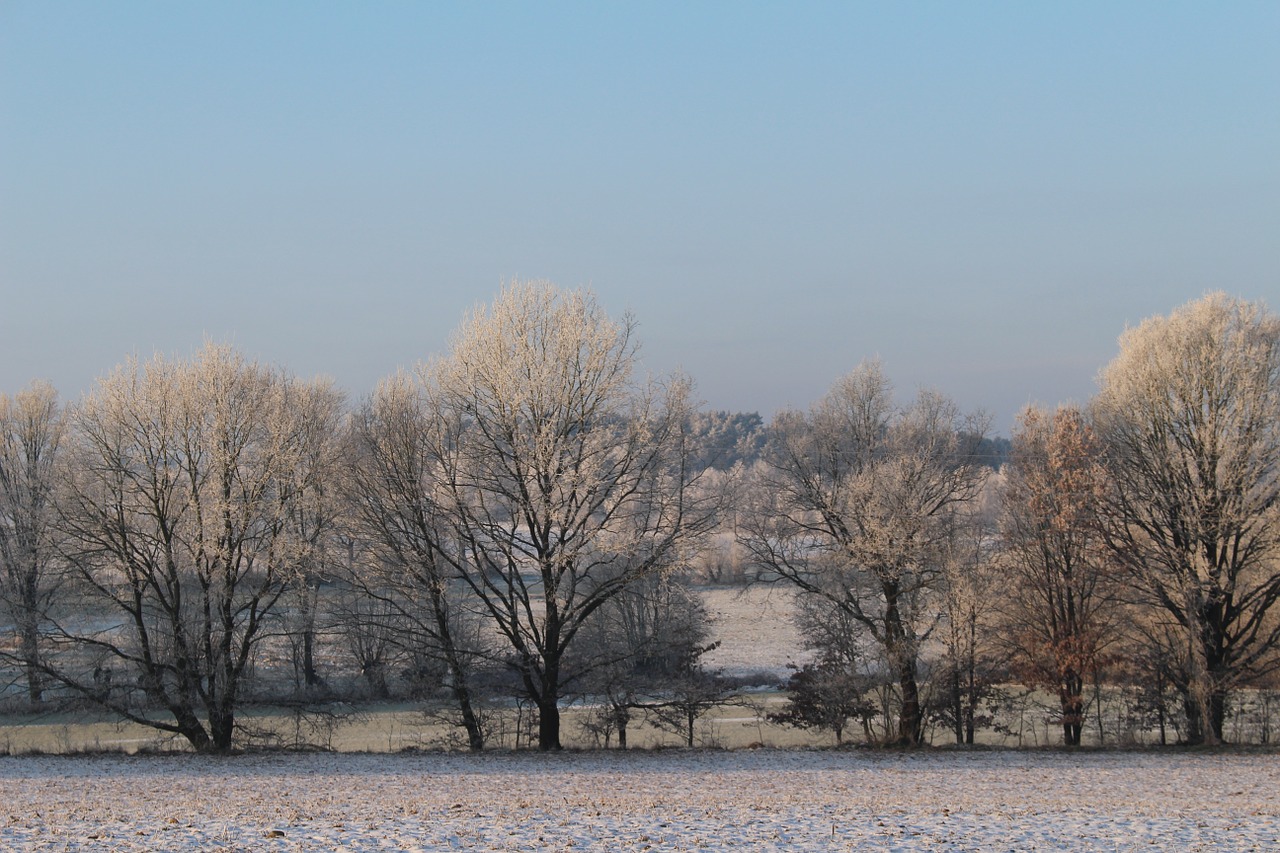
[0,750,1277,851]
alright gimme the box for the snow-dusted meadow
[1,749,1276,851]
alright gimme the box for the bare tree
[738,361,987,745]
[282,380,348,695]
[1094,293,1280,744]
[421,282,716,750]
[937,480,1004,745]
[0,381,65,706]
[571,573,714,749]
[999,405,1121,746]
[49,344,342,752]
[345,373,490,749]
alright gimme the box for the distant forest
[688,409,1010,472]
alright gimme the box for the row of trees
[1,287,1278,751]
[747,293,1280,747]
[0,284,716,752]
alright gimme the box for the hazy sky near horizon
[3,3,1278,432]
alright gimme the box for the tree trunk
[536,657,562,751]
[302,626,322,689]
[538,695,561,750]
[1182,691,1206,745]
[1061,709,1082,746]
[432,581,484,750]
[210,707,235,753]
[1061,671,1084,746]
[896,661,923,746]
[173,706,213,752]
[884,588,922,746]
[1179,667,1224,745]
[451,677,485,752]
[615,704,630,750]
[19,617,43,706]
[950,665,964,745]
[1210,689,1227,744]
[1182,601,1225,745]
[364,661,390,700]
[964,611,978,745]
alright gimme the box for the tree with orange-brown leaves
[1000,405,1121,746]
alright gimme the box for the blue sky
[2,2,1277,431]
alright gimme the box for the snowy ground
[0,749,1276,851]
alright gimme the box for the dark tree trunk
[173,706,212,752]
[964,612,978,745]
[950,666,964,745]
[1182,692,1205,745]
[896,660,923,746]
[19,617,43,706]
[536,657,562,751]
[210,707,235,753]
[615,704,630,750]
[1210,689,1227,743]
[302,626,322,688]
[363,661,390,700]
[451,675,485,752]
[431,580,485,750]
[538,695,562,750]
[884,586,923,746]
[1061,671,1084,746]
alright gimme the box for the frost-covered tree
[1000,405,1120,746]
[282,378,347,694]
[0,381,65,705]
[685,410,766,471]
[51,344,343,752]
[936,480,1004,746]
[416,282,716,750]
[1095,293,1280,744]
[739,361,988,745]
[346,374,490,749]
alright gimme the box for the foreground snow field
[0,750,1276,851]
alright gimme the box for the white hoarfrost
[0,750,1276,851]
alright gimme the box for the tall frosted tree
[415,282,714,750]
[739,361,988,745]
[53,344,344,752]
[0,381,65,705]
[1095,293,1280,744]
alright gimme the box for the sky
[2,2,1278,433]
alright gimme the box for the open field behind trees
[0,586,812,754]
[4,586,1279,753]
[0,750,1277,851]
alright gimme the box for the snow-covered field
[1,749,1276,851]
[700,585,809,680]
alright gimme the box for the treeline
[1,284,1278,752]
